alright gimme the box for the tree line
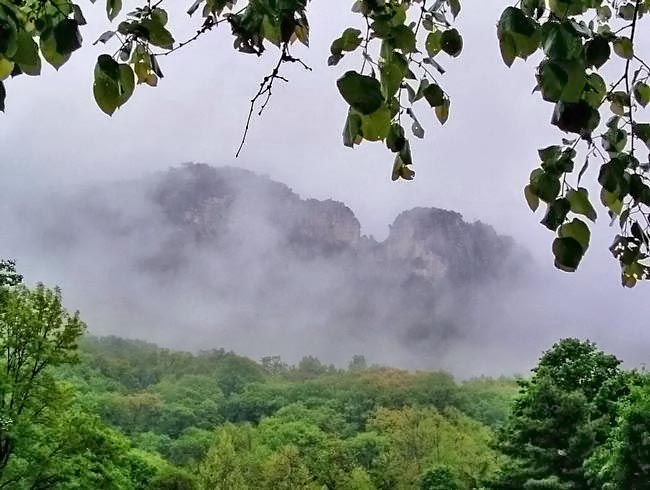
[1,261,650,488]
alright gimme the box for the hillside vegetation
[2,263,650,489]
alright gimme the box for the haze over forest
[1,0,648,376]
[0,163,647,376]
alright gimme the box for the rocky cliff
[2,163,528,358]
[135,163,521,284]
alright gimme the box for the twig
[155,17,219,57]
[624,0,641,157]
[237,45,284,157]
[235,45,312,157]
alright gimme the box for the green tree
[585,381,650,489]
[420,465,461,490]
[342,467,376,490]
[295,356,329,379]
[261,355,289,376]
[0,267,85,473]
[147,468,199,490]
[162,427,213,466]
[348,355,368,372]
[214,354,265,396]
[261,445,317,490]
[147,467,198,490]
[493,338,627,490]
[2,2,650,283]
[2,408,163,489]
[197,431,248,490]
[369,406,500,489]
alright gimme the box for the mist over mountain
[1,163,548,375]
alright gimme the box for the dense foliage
[1,265,650,488]
[2,0,650,283]
[56,335,514,489]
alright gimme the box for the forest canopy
[1,261,650,488]
[1,0,650,285]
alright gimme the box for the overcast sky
[1,1,648,369]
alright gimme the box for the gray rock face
[382,207,520,285]
[1,163,528,358]
[137,163,520,284]
[149,164,362,257]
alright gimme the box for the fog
[0,1,648,376]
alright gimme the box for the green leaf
[40,30,71,70]
[380,54,407,98]
[425,31,442,57]
[601,127,627,154]
[117,64,135,106]
[497,7,540,65]
[629,174,650,206]
[553,236,584,272]
[538,145,562,162]
[361,105,391,141]
[598,5,612,20]
[548,0,590,17]
[582,73,606,108]
[0,11,18,58]
[106,0,122,21]
[567,187,597,221]
[399,139,412,166]
[96,54,120,81]
[337,71,384,115]
[633,82,650,108]
[54,19,82,55]
[144,72,158,86]
[559,218,590,251]
[613,37,633,59]
[524,184,540,212]
[521,0,544,17]
[551,100,599,135]
[600,188,623,216]
[392,151,414,181]
[13,30,41,76]
[386,123,406,152]
[411,118,424,139]
[142,18,174,49]
[423,83,444,107]
[498,33,517,67]
[343,109,363,148]
[93,55,134,115]
[435,98,450,124]
[0,57,13,80]
[151,8,168,26]
[584,36,610,68]
[187,0,203,16]
[94,74,119,115]
[618,3,636,20]
[448,0,461,18]
[541,197,570,231]
[540,149,574,175]
[537,60,586,103]
[328,53,343,66]
[440,29,463,57]
[390,25,416,53]
[542,22,583,61]
[531,169,561,202]
[633,123,650,150]
[72,4,87,26]
[340,28,362,51]
[262,15,280,46]
[331,28,362,56]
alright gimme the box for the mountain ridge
[0,162,529,369]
